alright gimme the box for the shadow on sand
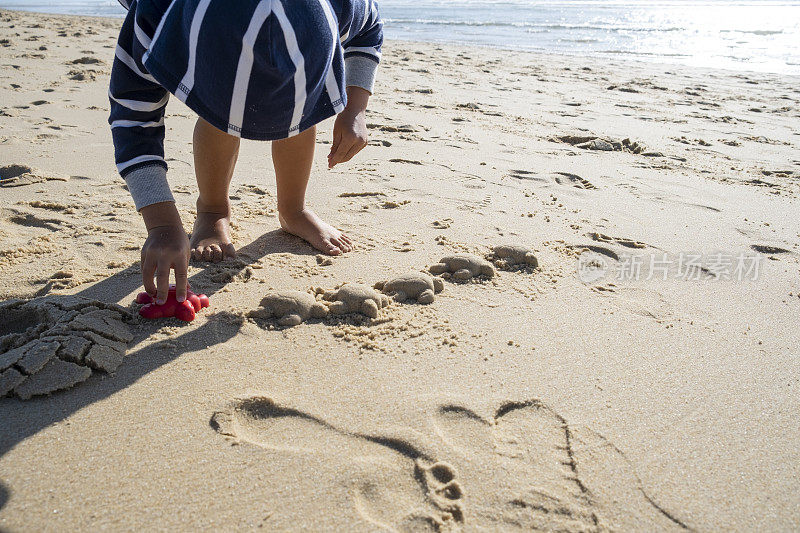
[0,230,319,509]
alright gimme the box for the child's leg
[273,125,353,255]
[190,117,240,262]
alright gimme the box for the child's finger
[329,138,354,168]
[340,140,364,164]
[174,264,188,303]
[155,264,171,304]
[328,131,343,167]
[329,149,344,168]
[329,130,341,156]
[142,257,158,296]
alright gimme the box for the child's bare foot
[190,204,236,262]
[279,208,353,255]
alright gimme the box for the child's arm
[109,5,189,304]
[109,6,172,213]
[328,0,383,168]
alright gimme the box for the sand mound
[0,296,132,399]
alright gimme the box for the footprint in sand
[508,170,598,190]
[569,243,620,262]
[430,401,689,531]
[211,396,465,531]
[553,172,597,190]
[552,135,659,157]
[588,232,648,250]
[0,296,133,399]
[508,169,546,182]
[212,397,688,531]
[571,247,618,285]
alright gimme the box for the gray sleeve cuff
[123,164,175,211]
[345,55,379,94]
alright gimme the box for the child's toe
[323,240,342,256]
[333,237,352,253]
[201,247,216,262]
[209,244,223,262]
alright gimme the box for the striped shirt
[110,0,383,210]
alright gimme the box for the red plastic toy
[136,286,210,322]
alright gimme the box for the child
[109,0,382,305]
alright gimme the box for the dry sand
[1,8,800,532]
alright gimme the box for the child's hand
[328,108,368,168]
[140,225,191,305]
[328,86,371,169]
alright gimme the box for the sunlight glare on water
[379,0,800,74]
[0,0,798,74]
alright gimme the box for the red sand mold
[136,286,210,322]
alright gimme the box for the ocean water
[1,0,798,74]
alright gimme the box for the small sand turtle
[489,245,539,270]
[429,254,495,281]
[247,290,328,326]
[323,284,389,319]
[375,273,444,304]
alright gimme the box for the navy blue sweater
[110,0,382,210]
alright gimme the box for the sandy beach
[1,8,799,531]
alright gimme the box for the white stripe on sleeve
[111,118,165,129]
[109,90,170,112]
[134,18,151,49]
[116,154,166,173]
[343,46,381,60]
[227,0,273,136]
[115,44,157,83]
